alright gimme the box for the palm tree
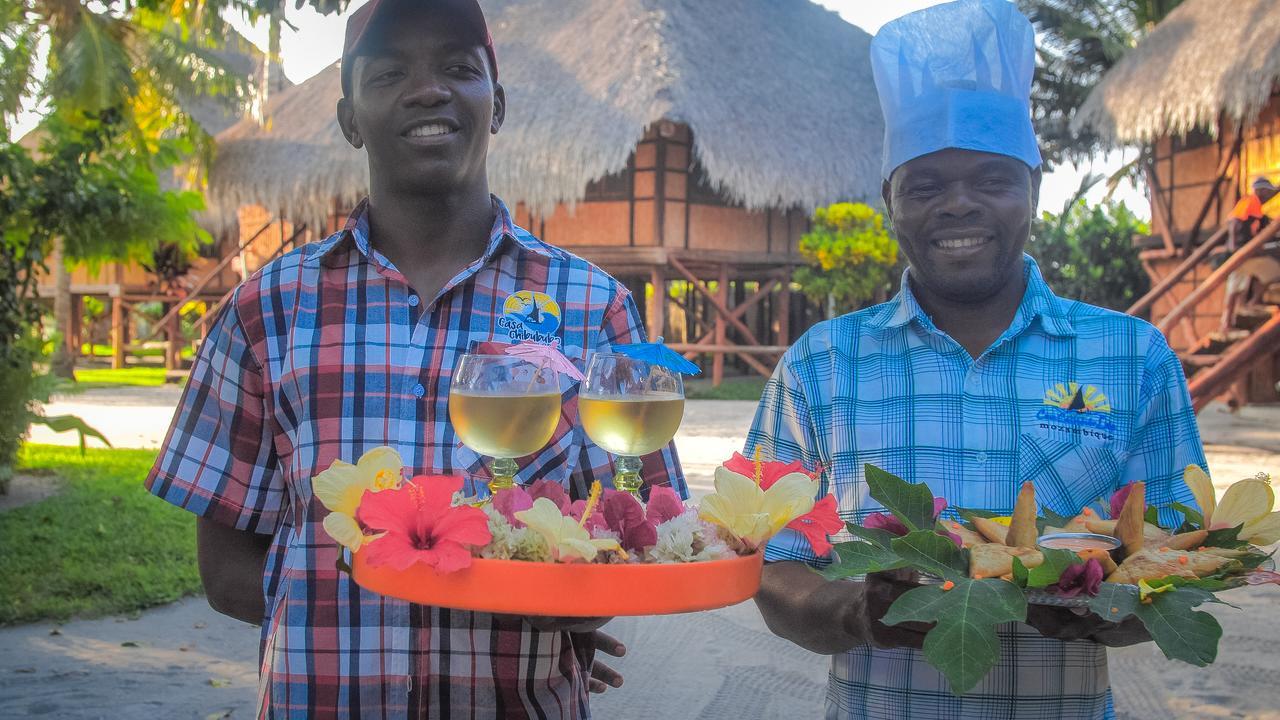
[2,0,352,376]
[1018,0,1185,167]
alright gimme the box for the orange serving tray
[352,550,764,617]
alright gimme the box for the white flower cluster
[480,505,552,562]
[644,510,734,564]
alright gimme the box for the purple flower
[1109,484,1141,520]
[492,486,534,527]
[1048,559,1104,598]
[601,490,659,553]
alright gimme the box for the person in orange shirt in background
[1219,176,1280,336]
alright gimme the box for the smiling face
[883,148,1041,305]
[336,2,504,197]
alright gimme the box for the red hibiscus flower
[786,495,843,555]
[356,475,492,574]
[1048,559,1104,598]
[723,451,816,489]
[601,490,659,552]
[646,485,686,526]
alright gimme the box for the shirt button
[975,451,988,464]
[412,383,426,398]
[408,294,420,307]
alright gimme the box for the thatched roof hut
[206,0,882,234]
[1073,0,1280,143]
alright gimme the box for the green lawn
[0,445,201,625]
[53,366,183,395]
[684,375,769,401]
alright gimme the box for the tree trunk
[51,237,76,379]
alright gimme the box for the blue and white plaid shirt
[746,256,1205,720]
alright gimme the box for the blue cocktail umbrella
[612,337,702,376]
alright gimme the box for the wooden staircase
[1132,219,1280,411]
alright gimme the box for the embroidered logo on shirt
[1035,382,1117,442]
[499,290,562,346]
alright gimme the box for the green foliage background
[793,202,901,317]
[1028,200,1151,313]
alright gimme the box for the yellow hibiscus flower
[698,466,819,549]
[312,447,404,551]
[515,497,622,563]
[1183,466,1280,545]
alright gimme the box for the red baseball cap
[340,0,498,97]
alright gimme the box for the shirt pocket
[1016,433,1128,517]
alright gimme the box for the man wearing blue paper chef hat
[747,1,1207,718]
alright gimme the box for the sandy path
[7,389,1280,718]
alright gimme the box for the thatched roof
[184,34,292,137]
[1073,0,1280,143]
[207,0,882,234]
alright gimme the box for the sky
[11,0,1147,217]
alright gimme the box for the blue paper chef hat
[871,0,1041,180]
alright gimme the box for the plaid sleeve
[145,293,285,534]
[746,354,829,566]
[1122,331,1204,526]
[572,288,688,500]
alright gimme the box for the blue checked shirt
[746,256,1205,720]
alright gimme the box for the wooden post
[1128,225,1228,317]
[166,303,182,370]
[111,297,126,370]
[647,267,665,342]
[1146,162,1178,255]
[713,263,728,387]
[69,294,83,359]
[776,274,791,347]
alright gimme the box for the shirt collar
[314,195,554,268]
[870,254,1075,338]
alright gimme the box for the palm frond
[47,7,134,115]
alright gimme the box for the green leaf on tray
[1088,582,1140,623]
[1171,502,1204,528]
[1202,524,1248,549]
[1087,583,1222,666]
[1144,506,1161,526]
[821,541,909,580]
[865,464,937,533]
[881,577,1028,695]
[1011,556,1029,588]
[1024,548,1083,589]
[1036,505,1074,534]
[1142,575,1244,600]
[890,530,967,581]
[1133,588,1224,666]
[846,524,900,550]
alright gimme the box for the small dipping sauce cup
[1036,532,1121,552]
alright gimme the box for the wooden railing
[1156,220,1280,334]
[1126,225,1229,317]
[1188,310,1280,412]
[197,223,309,336]
[133,219,276,347]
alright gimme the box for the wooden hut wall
[1239,94,1280,194]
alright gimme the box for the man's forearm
[196,518,273,625]
[754,561,867,655]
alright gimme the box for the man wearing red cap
[145,0,685,717]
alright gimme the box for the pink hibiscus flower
[645,485,686,525]
[356,475,492,574]
[1109,483,1141,520]
[528,478,572,513]
[492,486,534,527]
[601,490,659,552]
